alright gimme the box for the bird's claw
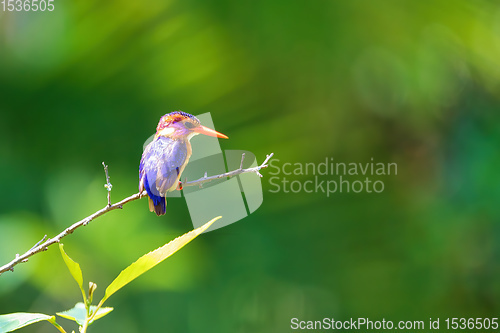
[176,181,183,191]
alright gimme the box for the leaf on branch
[56,303,113,326]
[99,216,221,305]
[0,313,54,332]
[59,244,86,302]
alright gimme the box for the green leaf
[59,244,85,293]
[100,216,221,305]
[56,303,113,326]
[0,313,54,332]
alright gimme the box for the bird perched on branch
[139,111,228,216]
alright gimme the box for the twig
[0,153,274,276]
[239,153,245,170]
[102,162,112,207]
[183,152,274,188]
[28,235,47,252]
[0,191,141,275]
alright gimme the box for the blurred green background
[1,0,500,332]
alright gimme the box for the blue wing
[139,136,189,215]
[140,136,189,195]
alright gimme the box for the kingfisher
[139,111,228,216]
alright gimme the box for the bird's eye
[184,122,196,129]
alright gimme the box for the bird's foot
[176,181,183,191]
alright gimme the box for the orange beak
[193,125,228,139]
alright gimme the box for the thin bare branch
[0,153,274,276]
[0,191,144,275]
[239,153,246,170]
[102,162,112,207]
[29,235,47,252]
[183,152,274,188]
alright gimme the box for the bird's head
[155,111,228,140]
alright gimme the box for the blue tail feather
[144,177,166,216]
